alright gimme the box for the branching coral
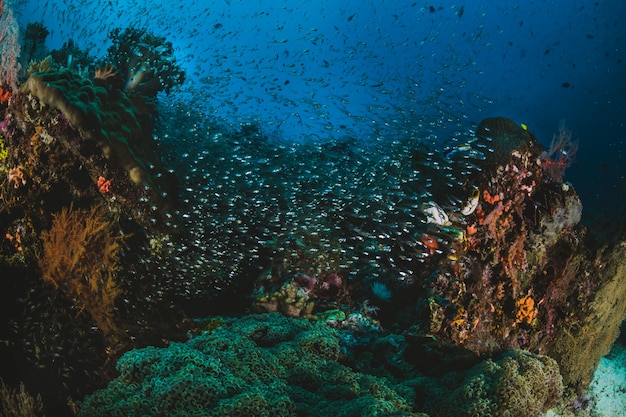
[539,120,578,183]
[106,27,185,97]
[37,205,123,339]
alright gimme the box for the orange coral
[0,88,11,104]
[38,205,123,339]
[482,189,501,205]
[97,176,112,193]
[515,295,538,326]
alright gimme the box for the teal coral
[20,69,161,187]
[78,313,423,417]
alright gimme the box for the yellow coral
[0,135,8,162]
[515,295,538,326]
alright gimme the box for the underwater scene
[1,0,626,416]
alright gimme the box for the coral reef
[78,313,425,417]
[20,69,164,189]
[1,40,624,417]
[405,117,592,360]
[37,205,123,340]
[0,0,21,92]
[106,27,185,97]
[414,350,563,417]
[545,243,626,390]
[78,313,567,417]
[0,29,191,414]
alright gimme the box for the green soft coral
[416,350,563,417]
[20,69,161,186]
[78,313,425,417]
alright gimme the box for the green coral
[416,350,563,417]
[78,313,424,417]
[20,69,161,187]
[78,313,565,417]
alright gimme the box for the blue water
[15,0,626,221]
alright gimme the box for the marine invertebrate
[97,175,111,193]
[0,87,10,104]
[94,64,118,82]
[418,350,563,417]
[20,69,156,185]
[106,27,185,97]
[545,243,626,389]
[539,120,577,183]
[37,205,123,339]
[514,295,538,326]
[7,166,26,188]
[93,64,121,90]
[0,0,20,92]
[78,313,420,417]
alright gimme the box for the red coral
[97,176,112,193]
[540,121,578,183]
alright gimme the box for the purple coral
[292,272,345,300]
